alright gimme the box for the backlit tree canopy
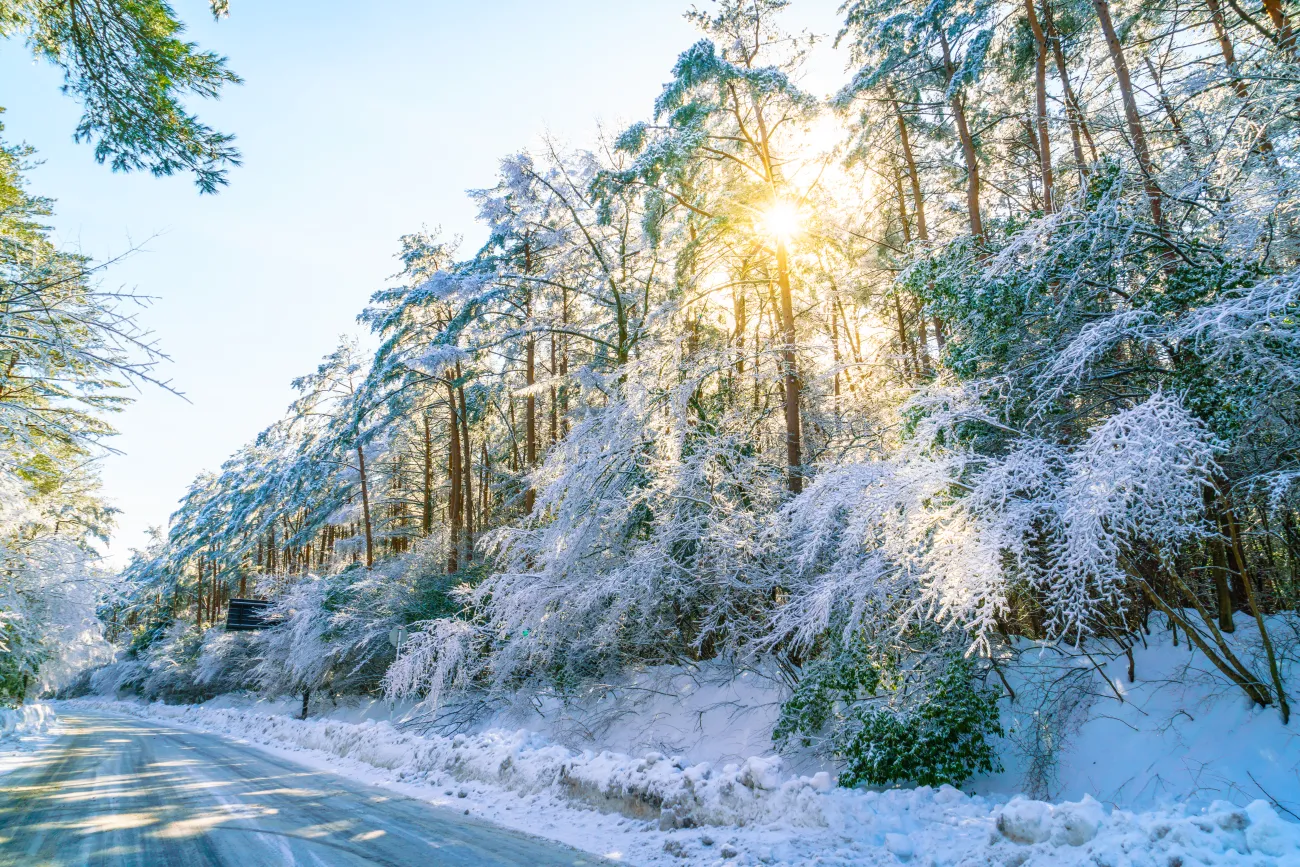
[90,0,1300,735]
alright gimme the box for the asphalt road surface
[0,709,608,867]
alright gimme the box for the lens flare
[760,199,802,242]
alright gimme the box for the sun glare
[760,199,803,243]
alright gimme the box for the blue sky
[0,1,842,565]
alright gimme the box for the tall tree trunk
[422,412,433,536]
[481,443,491,528]
[917,310,932,373]
[892,95,945,357]
[887,154,918,381]
[1044,0,1098,174]
[776,242,802,494]
[892,150,914,245]
[1262,0,1297,57]
[507,398,520,472]
[1025,0,1055,213]
[830,298,844,394]
[836,297,863,368]
[733,285,748,380]
[891,94,929,241]
[549,336,558,446]
[1206,0,1277,157]
[523,240,537,514]
[1205,489,1237,632]
[1092,0,1164,227]
[938,31,984,240]
[752,297,762,413]
[195,560,204,628]
[893,296,917,382]
[747,91,803,495]
[559,288,570,438]
[356,445,374,569]
[446,382,461,574]
[458,379,473,564]
[1222,504,1254,599]
[525,335,536,513]
[1207,0,1251,99]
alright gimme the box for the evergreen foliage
[774,639,1002,789]
[1,0,241,190]
[835,658,1003,788]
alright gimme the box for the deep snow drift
[64,629,1300,867]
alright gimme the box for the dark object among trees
[225,599,274,631]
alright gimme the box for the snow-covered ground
[172,632,1297,807]
[0,702,61,778]
[61,696,1299,865]
[985,625,1300,813]
[62,629,1300,867]
[185,625,1300,811]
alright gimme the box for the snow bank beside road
[68,697,828,830]
[0,702,57,740]
[0,702,60,778]
[65,698,1299,866]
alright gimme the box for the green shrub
[775,644,1003,789]
[0,617,46,705]
[836,658,1003,788]
[773,639,884,748]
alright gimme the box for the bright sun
[760,199,803,243]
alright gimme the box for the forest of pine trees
[30,0,1300,786]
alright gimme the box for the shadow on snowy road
[0,711,608,866]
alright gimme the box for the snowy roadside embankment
[64,698,1299,866]
[0,702,57,741]
[0,702,60,777]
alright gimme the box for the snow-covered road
[0,709,604,866]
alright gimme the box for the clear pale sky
[0,1,842,565]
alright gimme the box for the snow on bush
[86,657,146,697]
[775,389,1220,653]
[988,618,1300,812]
[67,698,1300,866]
